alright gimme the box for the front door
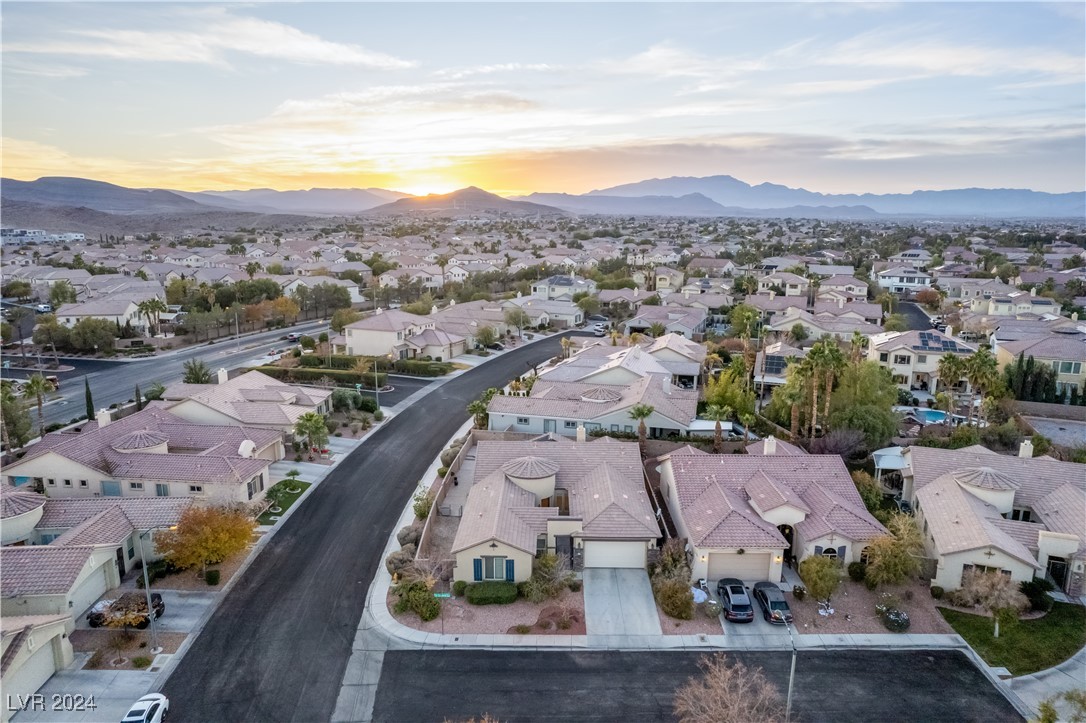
[544,419,556,433]
[1048,556,1069,590]
[115,547,126,578]
[555,535,573,566]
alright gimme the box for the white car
[593,323,608,337]
[121,694,169,723]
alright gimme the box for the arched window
[860,546,871,564]
[821,547,838,559]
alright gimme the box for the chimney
[946,326,954,338]
[217,368,229,384]
[1072,312,1079,321]
[96,408,112,427]
[1030,287,1037,297]
[838,297,844,309]
[576,424,586,443]
[769,290,776,300]
[764,435,777,455]
[1019,439,1034,459]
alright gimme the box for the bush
[848,562,867,583]
[393,581,441,621]
[205,569,220,586]
[514,624,531,634]
[453,580,467,596]
[356,396,379,414]
[877,603,911,632]
[412,490,435,520]
[437,466,449,478]
[466,581,518,605]
[333,432,342,437]
[440,445,463,468]
[1021,578,1055,612]
[131,656,152,669]
[519,553,573,603]
[569,579,582,592]
[298,354,323,368]
[930,586,944,600]
[792,585,807,601]
[654,577,695,620]
[251,365,387,389]
[703,600,723,618]
[396,524,421,548]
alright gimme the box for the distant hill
[521,192,729,216]
[1,177,211,215]
[366,186,564,216]
[586,174,1086,218]
[193,187,411,215]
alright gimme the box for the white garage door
[707,553,772,583]
[69,563,110,618]
[4,640,56,702]
[583,541,646,568]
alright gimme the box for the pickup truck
[86,592,165,629]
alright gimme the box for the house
[530,275,597,301]
[623,306,707,338]
[901,444,1085,594]
[346,308,467,360]
[542,337,702,389]
[658,449,887,582]
[687,257,736,277]
[818,275,868,298]
[598,288,654,309]
[1,614,74,722]
[877,267,934,293]
[753,341,807,390]
[503,296,583,329]
[968,290,1062,318]
[451,437,660,583]
[996,336,1086,398]
[768,307,882,341]
[758,272,809,298]
[867,329,977,393]
[654,267,685,293]
[887,249,933,269]
[55,297,151,335]
[162,369,333,433]
[3,406,281,504]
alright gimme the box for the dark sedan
[752,581,794,624]
[716,578,755,622]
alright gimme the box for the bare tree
[949,569,1029,638]
[673,654,785,723]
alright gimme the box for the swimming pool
[894,407,948,424]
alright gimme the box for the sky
[2,2,1084,196]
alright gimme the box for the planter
[269,506,283,513]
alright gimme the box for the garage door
[707,553,772,582]
[4,640,56,702]
[583,541,646,568]
[68,563,109,618]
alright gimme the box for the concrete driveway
[75,590,215,634]
[12,667,157,723]
[583,568,662,642]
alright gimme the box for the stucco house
[877,267,933,293]
[623,306,707,338]
[2,407,281,504]
[1,614,74,722]
[996,336,1085,399]
[343,308,465,360]
[901,444,1085,594]
[451,437,660,583]
[658,449,886,583]
[530,275,597,302]
[867,329,977,394]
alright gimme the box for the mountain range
[2,175,1083,232]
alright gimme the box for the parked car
[593,324,607,337]
[752,581,794,624]
[716,578,755,622]
[35,303,52,313]
[86,592,164,629]
[487,342,505,351]
[587,314,609,324]
[286,333,301,342]
[122,694,169,723]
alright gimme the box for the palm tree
[797,348,824,440]
[609,330,621,347]
[293,411,329,455]
[739,413,756,443]
[876,292,895,315]
[182,359,213,384]
[702,351,723,385]
[937,354,967,419]
[137,298,168,336]
[776,379,806,442]
[849,331,868,366]
[965,346,999,426]
[704,404,732,453]
[648,322,667,338]
[628,404,655,448]
[23,374,54,438]
[818,341,847,424]
[467,399,490,429]
[245,261,263,280]
[560,337,573,359]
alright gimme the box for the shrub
[569,579,582,592]
[396,524,421,548]
[847,562,867,583]
[437,466,449,478]
[440,445,463,468]
[393,581,441,621]
[879,607,911,632]
[930,585,944,600]
[205,569,220,586]
[412,490,435,520]
[792,585,807,601]
[466,581,518,605]
[654,577,695,620]
[294,454,303,462]
[385,548,415,576]
[356,396,379,414]
[799,556,841,602]
[520,553,573,603]
[453,580,467,597]
[374,410,384,421]
[131,656,152,669]
[514,624,532,635]
[333,432,342,437]
[1020,578,1055,612]
[704,600,723,618]
[298,354,323,368]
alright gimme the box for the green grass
[939,602,1086,675]
[257,482,311,525]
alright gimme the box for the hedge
[250,366,387,389]
[317,354,453,377]
[465,581,518,605]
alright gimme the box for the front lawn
[939,602,1086,675]
[257,481,311,525]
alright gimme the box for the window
[917,355,927,364]
[564,421,577,429]
[536,534,547,557]
[821,547,838,559]
[517,417,529,425]
[189,485,203,493]
[47,478,55,486]
[623,425,633,433]
[1009,508,1033,522]
[79,480,88,488]
[611,424,620,432]
[879,353,889,362]
[63,479,72,487]
[893,354,911,365]
[483,556,506,581]
[155,484,170,497]
[130,482,144,490]
[127,537,135,559]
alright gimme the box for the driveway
[583,569,662,640]
[12,667,157,723]
[74,590,215,634]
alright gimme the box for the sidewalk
[1008,646,1086,719]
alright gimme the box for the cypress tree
[84,377,94,420]
[134,384,143,411]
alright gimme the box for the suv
[86,592,164,629]
[35,303,53,313]
[716,578,755,622]
[752,582,794,624]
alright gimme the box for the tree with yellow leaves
[156,505,256,575]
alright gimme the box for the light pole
[137,525,175,655]
[785,620,798,723]
[234,311,241,351]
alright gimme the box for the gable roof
[0,546,95,596]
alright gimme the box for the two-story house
[867,329,976,393]
[344,308,465,360]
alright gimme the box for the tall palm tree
[628,404,655,448]
[245,261,263,279]
[849,331,868,366]
[965,346,999,426]
[704,404,732,453]
[798,346,826,440]
[776,379,806,442]
[937,354,967,418]
[293,411,329,453]
[609,330,621,347]
[648,322,667,338]
[818,341,847,425]
[701,351,723,385]
[137,298,168,336]
[22,373,54,438]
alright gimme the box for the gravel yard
[72,630,187,670]
[390,588,586,635]
[147,545,253,592]
[657,601,726,636]
[791,580,953,635]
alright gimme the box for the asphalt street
[898,301,935,331]
[375,649,1022,723]
[162,334,577,723]
[2,320,329,427]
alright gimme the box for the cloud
[2,59,88,78]
[4,10,415,69]
[433,63,561,80]
[600,42,764,80]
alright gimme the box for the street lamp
[137,525,176,655]
[784,620,798,723]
